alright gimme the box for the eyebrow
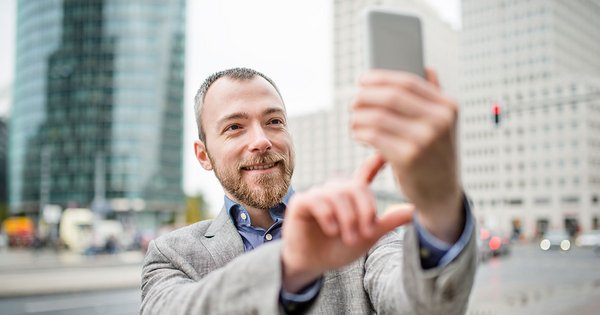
[216,107,286,128]
[263,107,286,117]
[217,112,249,127]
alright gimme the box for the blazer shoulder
[153,219,213,248]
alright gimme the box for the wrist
[416,191,464,243]
[281,247,323,293]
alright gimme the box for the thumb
[373,203,415,238]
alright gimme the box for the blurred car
[478,227,510,261]
[575,230,600,248]
[2,216,35,247]
[540,230,571,251]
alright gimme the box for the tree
[185,193,211,224]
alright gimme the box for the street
[0,289,139,315]
[468,244,600,314]
[1,244,600,314]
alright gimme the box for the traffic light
[492,102,501,126]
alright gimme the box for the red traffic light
[492,103,501,115]
[492,102,501,126]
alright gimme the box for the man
[141,67,477,314]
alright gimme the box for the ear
[194,140,213,171]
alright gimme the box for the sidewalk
[0,248,144,297]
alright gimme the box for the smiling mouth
[241,162,279,171]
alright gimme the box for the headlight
[540,239,550,250]
[560,240,571,251]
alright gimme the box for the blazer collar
[203,207,245,265]
[205,206,236,237]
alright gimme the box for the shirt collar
[225,187,294,227]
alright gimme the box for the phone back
[364,8,425,78]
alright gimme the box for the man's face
[194,76,294,210]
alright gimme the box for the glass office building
[10,0,185,225]
[0,117,7,210]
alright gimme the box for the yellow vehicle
[2,216,35,247]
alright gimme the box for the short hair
[194,67,283,142]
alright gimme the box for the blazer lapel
[203,207,245,266]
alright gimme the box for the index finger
[425,67,441,89]
[354,153,386,184]
[359,69,445,103]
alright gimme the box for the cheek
[215,142,245,164]
[272,133,293,152]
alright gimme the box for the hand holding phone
[363,8,425,78]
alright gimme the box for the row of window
[468,195,595,209]
[466,176,588,192]
[464,156,583,173]
[462,72,553,90]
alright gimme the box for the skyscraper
[10,0,185,226]
[460,0,600,236]
[0,117,7,212]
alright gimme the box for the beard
[210,150,294,210]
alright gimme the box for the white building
[290,0,460,210]
[0,84,10,118]
[460,0,600,237]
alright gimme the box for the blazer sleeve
[363,223,478,315]
[140,238,285,315]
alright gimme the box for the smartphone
[363,8,425,78]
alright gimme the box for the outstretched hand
[351,68,464,243]
[281,154,414,293]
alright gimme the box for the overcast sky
[0,0,460,213]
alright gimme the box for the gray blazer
[141,208,477,314]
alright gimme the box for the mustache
[238,152,287,169]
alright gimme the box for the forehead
[202,76,286,121]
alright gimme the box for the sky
[0,0,460,213]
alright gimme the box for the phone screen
[364,8,425,78]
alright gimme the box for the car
[575,230,600,248]
[478,227,510,261]
[540,230,571,251]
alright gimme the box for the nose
[248,124,272,153]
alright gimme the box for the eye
[225,124,241,132]
[268,118,284,125]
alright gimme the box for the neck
[244,206,275,230]
[226,193,276,229]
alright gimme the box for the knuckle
[447,101,459,119]
[350,114,360,130]
[416,125,436,149]
[360,129,377,144]
[403,77,419,91]
[381,90,398,107]
[349,181,365,197]
[433,107,454,131]
[373,110,390,126]
[404,143,420,164]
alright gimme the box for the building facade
[10,0,185,226]
[0,117,7,212]
[290,0,460,210]
[460,0,600,236]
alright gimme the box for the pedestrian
[140,67,477,314]
[104,235,118,254]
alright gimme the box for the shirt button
[265,233,273,241]
[240,213,247,220]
